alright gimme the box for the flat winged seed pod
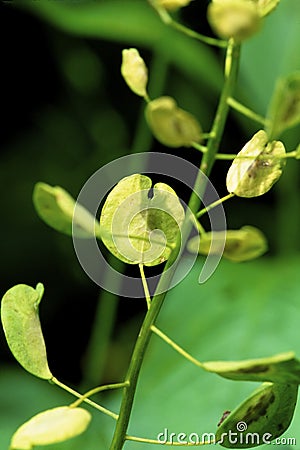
[10,406,91,450]
[1,283,52,380]
[226,130,286,197]
[188,226,267,262]
[121,48,148,98]
[145,96,202,147]
[33,182,101,238]
[207,0,261,42]
[202,351,300,384]
[216,382,298,448]
[100,174,185,266]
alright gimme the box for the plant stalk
[109,39,240,450]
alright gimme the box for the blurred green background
[0,1,299,449]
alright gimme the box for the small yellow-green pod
[1,283,52,380]
[121,48,148,98]
[207,0,261,42]
[188,226,267,262]
[226,130,286,198]
[33,182,101,238]
[145,96,202,147]
[10,406,91,449]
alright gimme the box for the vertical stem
[186,39,240,217]
[110,40,241,450]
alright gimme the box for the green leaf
[188,226,268,262]
[266,72,300,139]
[202,351,300,383]
[10,406,91,450]
[145,96,202,147]
[100,174,184,266]
[33,182,101,238]
[226,130,286,197]
[1,284,52,380]
[17,1,223,94]
[216,382,298,448]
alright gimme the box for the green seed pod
[10,406,91,449]
[100,174,184,266]
[33,182,101,238]
[226,130,286,198]
[121,48,148,98]
[188,226,267,262]
[1,283,52,380]
[207,0,261,42]
[216,382,298,448]
[202,351,300,384]
[145,96,202,147]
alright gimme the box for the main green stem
[109,39,240,450]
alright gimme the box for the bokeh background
[0,1,299,448]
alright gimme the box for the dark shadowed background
[0,1,299,449]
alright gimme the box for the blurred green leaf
[240,0,300,115]
[266,72,300,139]
[1,284,52,380]
[106,256,300,448]
[19,0,223,93]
